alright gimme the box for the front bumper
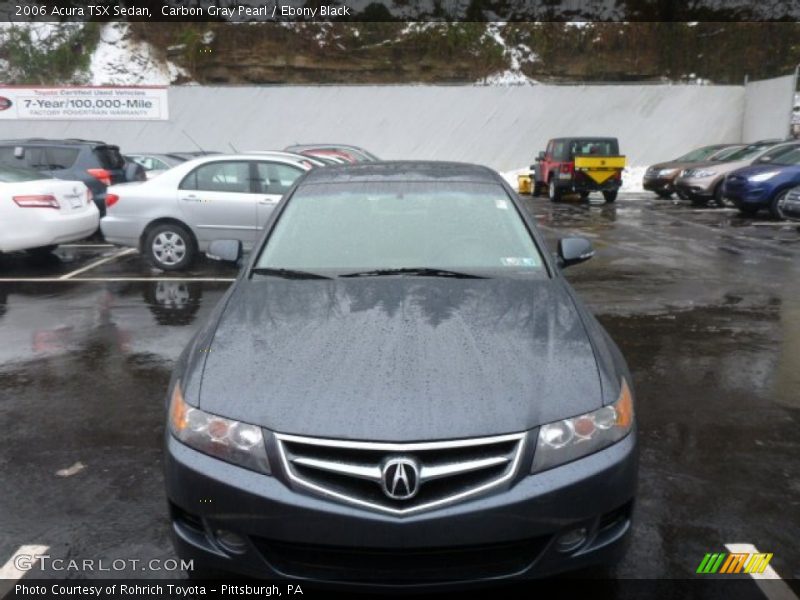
[642,176,676,193]
[674,176,719,198]
[553,176,622,194]
[723,181,772,208]
[165,430,637,584]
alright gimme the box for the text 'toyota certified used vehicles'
[0,165,98,256]
[100,154,312,271]
[531,137,625,203]
[164,162,638,584]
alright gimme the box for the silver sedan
[101,154,312,270]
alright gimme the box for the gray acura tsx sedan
[164,161,638,584]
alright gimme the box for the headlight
[169,382,271,474]
[691,169,716,178]
[748,170,780,182]
[531,379,634,474]
[658,168,677,177]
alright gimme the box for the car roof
[549,137,618,142]
[0,138,112,147]
[299,161,502,185]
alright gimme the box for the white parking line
[724,543,798,600]
[0,544,49,580]
[59,244,114,248]
[57,248,137,280]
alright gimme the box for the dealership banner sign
[0,87,168,120]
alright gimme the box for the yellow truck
[530,137,626,203]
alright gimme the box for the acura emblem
[381,457,420,500]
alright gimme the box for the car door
[177,160,259,247]
[253,161,305,229]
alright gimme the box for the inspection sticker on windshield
[502,257,537,267]
[495,199,509,210]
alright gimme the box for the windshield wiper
[340,267,486,279]
[251,267,332,280]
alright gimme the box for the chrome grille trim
[275,432,526,516]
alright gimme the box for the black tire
[769,189,789,220]
[548,179,562,203]
[533,180,544,197]
[25,245,58,257]
[656,190,673,199]
[603,190,618,203]
[676,189,689,200]
[689,195,710,207]
[143,222,196,271]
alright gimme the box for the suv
[532,137,624,203]
[0,139,131,216]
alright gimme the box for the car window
[94,146,125,170]
[181,161,251,193]
[553,141,567,160]
[255,162,304,195]
[43,147,80,170]
[0,146,47,170]
[710,146,743,161]
[255,181,545,275]
[569,140,618,157]
[132,156,168,171]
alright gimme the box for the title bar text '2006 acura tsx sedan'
[164,161,638,584]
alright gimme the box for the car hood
[729,163,800,178]
[193,277,604,441]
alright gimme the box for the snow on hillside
[477,22,538,86]
[90,23,191,85]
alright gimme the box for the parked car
[127,153,188,173]
[284,144,380,163]
[779,185,800,220]
[531,137,625,203]
[0,165,98,255]
[723,145,800,217]
[164,161,637,581]
[642,144,741,198]
[243,150,326,168]
[100,154,312,270]
[0,138,132,217]
[674,140,796,206]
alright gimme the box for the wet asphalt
[0,192,798,593]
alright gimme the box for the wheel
[143,223,196,271]
[737,206,759,216]
[689,194,710,207]
[580,191,591,201]
[603,190,618,203]
[769,189,789,220]
[548,179,562,202]
[656,190,673,199]
[25,245,58,257]
[676,189,689,200]
[143,280,201,326]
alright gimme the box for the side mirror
[529,164,537,171]
[14,146,24,159]
[207,239,243,263]
[537,151,546,161]
[557,237,595,268]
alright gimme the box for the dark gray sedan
[164,161,637,583]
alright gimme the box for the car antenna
[182,129,206,154]
[228,142,239,153]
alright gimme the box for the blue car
[723,145,800,218]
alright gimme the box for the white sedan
[101,153,313,271]
[0,165,99,255]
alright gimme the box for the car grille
[253,535,548,582]
[274,432,527,515]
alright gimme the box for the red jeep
[531,137,624,203]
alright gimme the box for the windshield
[762,147,800,166]
[720,145,773,162]
[709,146,744,161]
[755,144,800,165]
[676,146,725,162]
[255,181,545,276]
